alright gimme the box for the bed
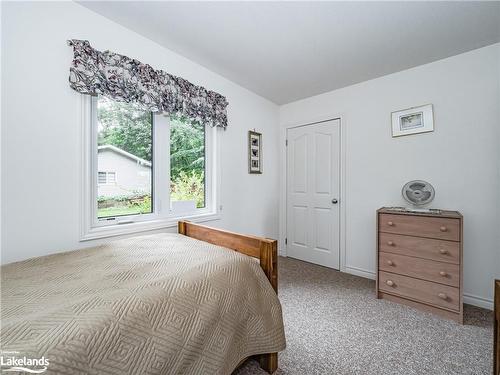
[0,221,285,374]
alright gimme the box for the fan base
[385,206,442,215]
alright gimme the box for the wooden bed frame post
[259,239,278,293]
[177,221,280,374]
[178,221,187,236]
[257,240,278,373]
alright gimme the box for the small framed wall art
[248,130,262,174]
[391,104,434,137]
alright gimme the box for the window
[107,172,116,184]
[170,118,206,211]
[96,97,153,219]
[81,96,219,240]
[98,172,107,184]
[98,171,116,185]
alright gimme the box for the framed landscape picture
[248,130,262,174]
[391,104,434,137]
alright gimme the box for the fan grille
[402,180,435,206]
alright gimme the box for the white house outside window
[81,96,220,240]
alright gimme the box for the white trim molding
[279,112,347,272]
[344,266,376,280]
[80,212,221,242]
[463,293,493,311]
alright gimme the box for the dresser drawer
[379,233,460,264]
[379,213,460,241]
[379,252,459,287]
[379,271,460,311]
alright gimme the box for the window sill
[80,212,221,242]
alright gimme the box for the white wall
[280,43,500,309]
[1,2,279,264]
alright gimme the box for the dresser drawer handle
[439,271,448,277]
[440,226,447,232]
[387,221,394,226]
[386,280,394,287]
[439,248,448,255]
[387,241,394,246]
[438,293,448,300]
[387,260,394,266]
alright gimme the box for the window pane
[98,172,107,184]
[170,118,205,210]
[96,96,153,218]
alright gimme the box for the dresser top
[378,207,462,219]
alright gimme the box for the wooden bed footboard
[178,221,279,374]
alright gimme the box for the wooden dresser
[376,207,463,323]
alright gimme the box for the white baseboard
[344,265,376,280]
[463,293,493,310]
[278,247,287,257]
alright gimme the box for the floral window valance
[67,39,228,129]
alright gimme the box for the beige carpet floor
[234,256,493,375]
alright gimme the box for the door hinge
[285,139,288,146]
[285,238,287,245]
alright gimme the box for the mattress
[0,233,285,374]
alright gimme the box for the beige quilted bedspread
[0,233,285,374]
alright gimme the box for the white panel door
[286,119,340,269]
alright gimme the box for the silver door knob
[331,198,338,204]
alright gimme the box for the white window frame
[80,96,221,241]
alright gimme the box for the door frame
[279,114,347,273]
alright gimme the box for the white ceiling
[79,1,500,104]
